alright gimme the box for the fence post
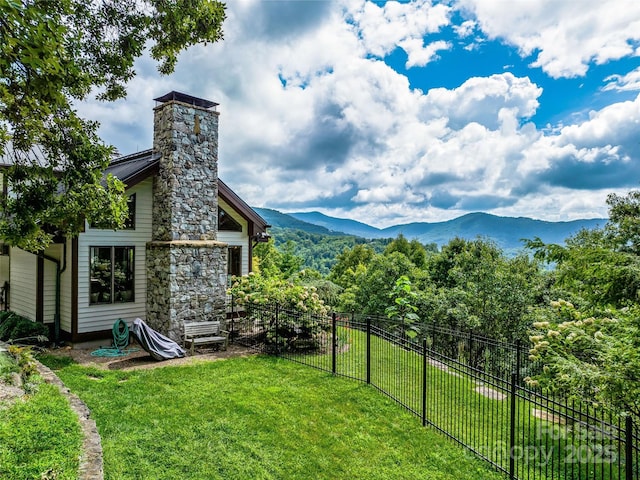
[626,415,633,480]
[422,338,427,427]
[332,312,337,375]
[509,372,517,480]
[230,295,235,339]
[366,317,371,385]
[516,339,522,377]
[275,304,279,355]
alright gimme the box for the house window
[228,246,242,277]
[219,207,242,231]
[124,194,136,229]
[89,246,135,305]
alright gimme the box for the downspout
[40,240,67,345]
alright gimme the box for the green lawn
[0,382,83,480]
[304,327,626,480]
[42,354,503,480]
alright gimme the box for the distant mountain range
[254,208,607,251]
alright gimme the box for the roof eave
[218,179,270,232]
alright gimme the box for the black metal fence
[229,303,639,480]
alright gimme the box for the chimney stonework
[146,94,228,341]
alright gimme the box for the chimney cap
[154,91,218,110]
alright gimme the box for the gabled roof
[218,179,269,232]
[106,149,159,187]
[105,150,269,233]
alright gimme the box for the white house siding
[9,247,37,320]
[217,197,250,276]
[76,179,153,334]
[42,243,63,324]
[60,237,73,334]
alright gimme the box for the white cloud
[74,0,640,228]
[453,20,476,38]
[457,0,640,78]
[350,0,452,64]
[603,67,640,92]
[401,39,452,68]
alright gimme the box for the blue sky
[80,0,640,228]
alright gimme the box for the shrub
[0,312,49,343]
[228,273,330,352]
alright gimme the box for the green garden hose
[90,319,139,357]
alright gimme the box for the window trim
[89,246,135,305]
[219,206,243,232]
[124,194,136,230]
[228,246,242,277]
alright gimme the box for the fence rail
[230,303,639,480]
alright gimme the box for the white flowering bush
[528,300,640,421]
[228,273,329,351]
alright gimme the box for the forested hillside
[266,227,393,275]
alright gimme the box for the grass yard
[278,326,625,480]
[41,354,503,480]
[0,382,83,480]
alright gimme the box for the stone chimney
[146,92,228,341]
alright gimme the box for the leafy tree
[1,0,226,251]
[385,275,420,338]
[528,301,640,422]
[425,238,545,340]
[525,189,640,419]
[279,240,305,278]
[329,244,375,287]
[253,238,304,280]
[606,190,640,254]
[354,251,419,315]
[383,234,429,268]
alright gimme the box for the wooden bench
[183,321,228,355]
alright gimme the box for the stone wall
[147,241,227,341]
[146,96,228,341]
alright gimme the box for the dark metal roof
[107,150,269,232]
[153,91,218,109]
[105,149,160,188]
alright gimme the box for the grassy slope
[0,382,82,480]
[47,355,503,480]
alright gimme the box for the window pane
[90,247,112,304]
[228,246,242,277]
[114,247,135,303]
[219,207,242,231]
[124,194,136,229]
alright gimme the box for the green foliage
[528,301,640,422]
[385,276,420,338]
[0,383,82,480]
[268,227,390,275]
[228,273,327,314]
[605,190,640,254]
[525,189,640,420]
[0,0,226,251]
[421,238,546,340]
[0,312,49,343]
[384,234,429,268]
[0,351,19,379]
[290,269,343,307]
[228,273,329,351]
[354,251,421,315]
[7,345,40,389]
